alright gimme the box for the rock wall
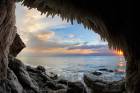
[125,51,140,93]
[0,0,16,80]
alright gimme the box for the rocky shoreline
[84,69,126,93]
[0,56,125,93]
[0,56,87,93]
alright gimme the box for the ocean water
[18,56,125,81]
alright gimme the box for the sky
[15,3,119,57]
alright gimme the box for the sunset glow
[113,50,124,56]
[23,47,97,55]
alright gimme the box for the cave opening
[16,3,125,82]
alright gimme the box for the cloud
[68,34,76,38]
[16,3,70,44]
[20,45,115,57]
[66,44,116,56]
[19,35,113,56]
[16,4,47,33]
[36,32,55,41]
[21,47,97,56]
[18,31,102,56]
[26,33,71,49]
[68,44,108,50]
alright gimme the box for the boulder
[58,79,87,93]
[84,69,125,93]
[8,56,39,93]
[36,65,46,72]
[0,68,24,93]
[47,72,58,80]
[92,71,102,76]
[9,33,26,57]
[99,68,114,72]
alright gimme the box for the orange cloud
[23,47,97,55]
[46,48,97,55]
[36,32,55,41]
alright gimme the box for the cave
[0,0,134,93]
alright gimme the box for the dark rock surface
[9,33,26,57]
[0,68,24,93]
[98,68,114,72]
[84,69,125,93]
[0,56,87,93]
[57,79,87,93]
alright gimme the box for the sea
[18,56,126,81]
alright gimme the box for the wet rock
[27,65,46,74]
[36,66,46,72]
[55,89,67,93]
[0,68,24,93]
[92,71,102,76]
[99,68,114,72]
[55,84,67,90]
[58,79,87,93]
[67,82,87,93]
[8,56,39,93]
[26,66,38,73]
[27,66,52,85]
[44,81,56,90]
[47,89,67,93]
[6,68,24,93]
[48,72,58,80]
[25,62,66,92]
[84,69,125,93]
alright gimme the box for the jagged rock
[25,60,87,93]
[44,81,57,90]
[9,33,26,57]
[0,68,24,93]
[6,68,24,93]
[58,79,87,93]
[55,84,67,90]
[47,72,58,80]
[25,61,67,92]
[36,65,46,72]
[84,69,125,93]
[66,82,87,93]
[27,65,47,74]
[26,66,52,85]
[27,67,67,92]
[8,56,39,93]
